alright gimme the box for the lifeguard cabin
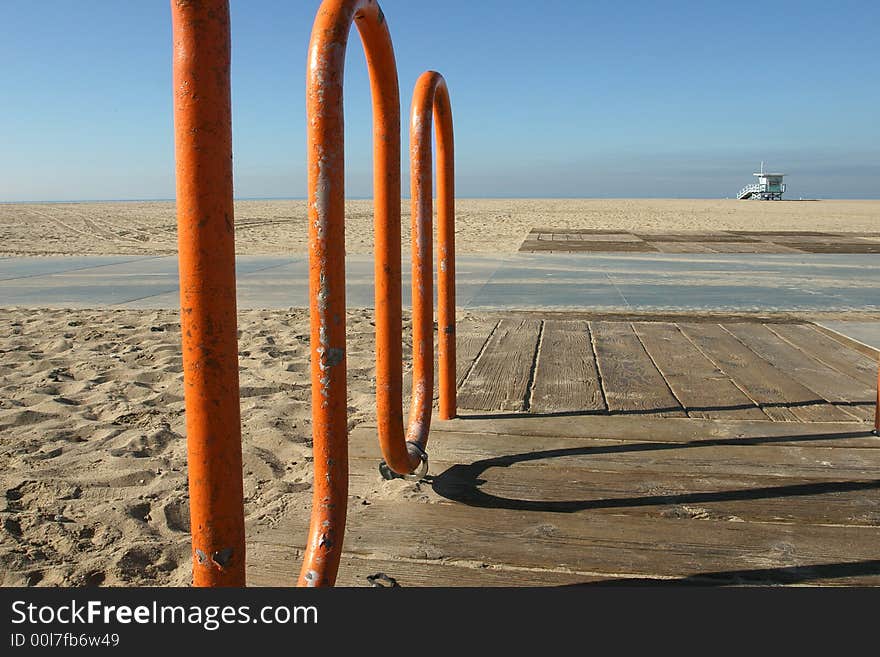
[737,162,786,200]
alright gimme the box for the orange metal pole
[171,0,245,586]
[411,71,456,421]
[874,363,879,435]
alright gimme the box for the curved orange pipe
[171,0,245,586]
[301,0,408,587]
[411,71,456,422]
[301,0,457,587]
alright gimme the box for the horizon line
[3,195,880,204]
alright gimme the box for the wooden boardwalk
[520,229,880,254]
[456,317,876,422]
[249,316,880,586]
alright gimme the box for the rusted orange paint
[171,0,245,587]
[875,365,879,434]
[300,0,400,588]
[300,0,456,587]
[411,71,457,421]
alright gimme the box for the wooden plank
[428,415,878,448]
[725,323,873,403]
[529,320,605,414]
[456,318,540,411]
[523,238,658,253]
[248,545,594,587]
[679,323,852,422]
[724,323,872,421]
[633,322,767,420]
[728,231,834,237]
[455,318,498,388]
[256,500,880,585]
[779,242,880,254]
[349,428,880,480]
[694,242,803,254]
[769,323,878,387]
[852,404,878,421]
[560,241,658,252]
[518,240,557,252]
[709,242,801,253]
[574,234,645,242]
[635,232,759,243]
[591,322,685,417]
[568,229,631,235]
[650,242,718,254]
[403,317,497,405]
[345,458,880,527]
[336,557,593,587]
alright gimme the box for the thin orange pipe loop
[410,71,456,423]
[170,0,246,587]
[301,0,456,587]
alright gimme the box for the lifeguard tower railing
[737,181,786,200]
[171,0,456,588]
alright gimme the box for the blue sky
[0,0,877,201]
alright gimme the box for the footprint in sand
[115,545,176,580]
[126,502,152,523]
[162,498,190,533]
[109,427,180,458]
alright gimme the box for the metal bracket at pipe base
[379,441,429,481]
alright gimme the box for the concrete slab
[0,253,877,312]
[0,282,182,307]
[0,256,155,281]
[616,284,854,312]
[466,283,628,310]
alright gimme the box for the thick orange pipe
[411,71,456,421]
[171,0,245,586]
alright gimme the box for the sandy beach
[0,307,485,585]
[1,198,878,257]
[1,198,878,586]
